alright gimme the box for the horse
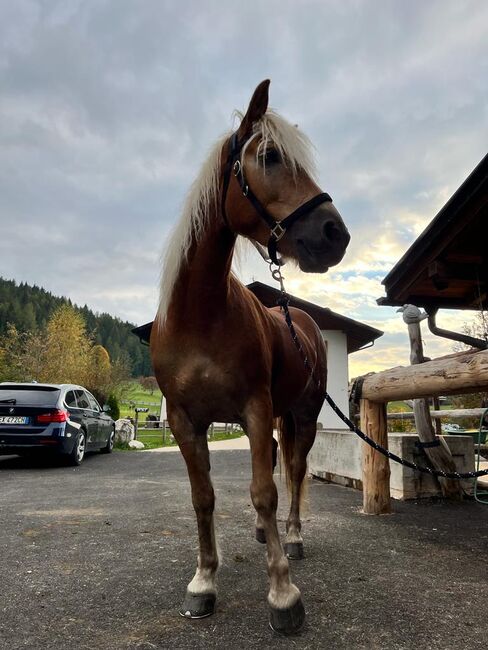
[150,79,350,635]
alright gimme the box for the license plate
[0,416,29,424]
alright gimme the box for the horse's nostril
[323,220,339,242]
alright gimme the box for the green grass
[387,401,411,413]
[125,428,245,450]
[119,381,162,419]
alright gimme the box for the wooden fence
[356,349,488,514]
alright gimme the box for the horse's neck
[167,214,236,327]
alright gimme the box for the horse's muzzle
[292,206,350,273]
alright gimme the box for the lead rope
[269,264,488,480]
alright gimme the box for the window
[86,393,100,412]
[0,386,60,406]
[74,390,90,410]
[65,391,78,408]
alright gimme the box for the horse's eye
[263,148,281,165]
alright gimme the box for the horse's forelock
[243,110,318,181]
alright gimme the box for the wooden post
[433,396,442,436]
[134,411,139,440]
[360,399,391,515]
[407,318,463,500]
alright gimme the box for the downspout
[426,308,488,350]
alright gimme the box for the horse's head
[224,80,350,273]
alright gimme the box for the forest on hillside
[0,277,152,376]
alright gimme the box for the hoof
[179,591,216,619]
[255,527,266,544]
[284,542,304,560]
[269,597,306,635]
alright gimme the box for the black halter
[221,132,332,265]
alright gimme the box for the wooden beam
[360,349,488,403]
[428,260,484,283]
[360,399,391,515]
[387,408,486,420]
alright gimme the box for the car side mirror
[102,404,110,413]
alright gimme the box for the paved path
[145,435,251,452]
[1,449,488,649]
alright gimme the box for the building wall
[318,330,349,429]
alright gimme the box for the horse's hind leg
[255,436,278,544]
[169,407,219,619]
[246,397,305,635]
[283,415,317,561]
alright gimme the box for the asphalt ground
[1,448,487,650]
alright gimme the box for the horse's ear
[238,79,270,139]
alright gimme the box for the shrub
[106,393,120,421]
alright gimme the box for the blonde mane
[156,109,317,325]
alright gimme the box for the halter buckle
[233,160,241,176]
[243,185,249,197]
[270,223,286,241]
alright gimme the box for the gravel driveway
[1,449,487,649]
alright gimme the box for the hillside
[0,277,152,376]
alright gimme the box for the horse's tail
[277,412,295,491]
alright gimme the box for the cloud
[0,0,487,377]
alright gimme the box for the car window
[74,390,90,410]
[65,391,78,408]
[0,386,60,406]
[86,393,100,412]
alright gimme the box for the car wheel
[100,429,115,454]
[68,431,86,466]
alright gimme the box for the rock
[128,439,145,450]
[114,419,135,445]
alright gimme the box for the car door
[86,392,106,447]
[74,390,98,449]
[64,389,84,435]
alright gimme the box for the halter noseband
[221,132,332,265]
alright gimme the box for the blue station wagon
[0,382,115,465]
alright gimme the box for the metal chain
[269,264,488,481]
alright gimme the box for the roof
[0,382,83,390]
[378,153,488,310]
[247,282,382,353]
[132,282,383,354]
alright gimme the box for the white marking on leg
[268,582,301,610]
[187,566,217,595]
[285,526,303,545]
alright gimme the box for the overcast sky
[1,0,487,376]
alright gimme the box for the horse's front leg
[169,406,219,619]
[245,397,305,635]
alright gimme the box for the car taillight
[37,409,69,424]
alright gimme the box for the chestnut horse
[150,80,350,634]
